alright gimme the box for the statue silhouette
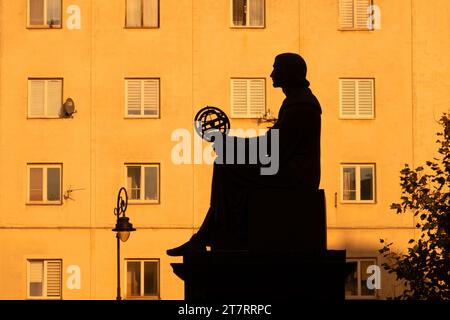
[167,53,322,256]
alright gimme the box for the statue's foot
[166,235,206,256]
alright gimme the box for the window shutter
[45,260,61,298]
[339,0,354,29]
[127,80,142,115]
[340,79,356,117]
[355,0,372,29]
[340,79,374,118]
[30,80,45,116]
[248,79,265,117]
[143,79,159,116]
[231,79,248,117]
[357,79,374,117]
[46,80,62,117]
[29,261,44,297]
[30,261,44,284]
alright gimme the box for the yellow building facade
[0,0,449,300]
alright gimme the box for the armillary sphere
[194,106,230,142]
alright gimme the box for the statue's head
[270,53,310,89]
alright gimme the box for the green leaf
[380,113,450,300]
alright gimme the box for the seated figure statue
[167,53,322,256]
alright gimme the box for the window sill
[26,201,63,206]
[230,25,265,29]
[338,117,375,120]
[124,26,160,29]
[338,28,374,32]
[340,200,376,204]
[125,296,160,300]
[27,116,62,119]
[128,200,160,205]
[345,295,377,300]
[124,116,160,119]
[27,25,62,29]
[230,116,265,119]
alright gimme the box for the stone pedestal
[171,189,355,300]
[171,250,355,301]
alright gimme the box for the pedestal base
[171,250,355,301]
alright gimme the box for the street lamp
[112,187,136,300]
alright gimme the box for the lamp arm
[114,187,128,217]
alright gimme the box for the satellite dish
[63,98,76,117]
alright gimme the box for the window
[339,0,373,30]
[231,78,265,118]
[126,259,160,299]
[126,0,159,28]
[27,164,62,204]
[28,79,63,118]
[339,79,374,119]
[27,260,62,299]
[345,258,377,299]
[231,0,265,27]
[125,79,160,117]
[341,164,375,203]
[126,164,160,203]
[28,0,62,28]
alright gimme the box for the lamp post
[112,187,136,300]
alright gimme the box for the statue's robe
[200,87,322,249]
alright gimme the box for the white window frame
[27,0,62,28]
[27,164,63,205]
[125,78,160,118]
[339,78,375,119]
[27,259,62,300]
[345,258,378,300]
[28,78,63,118]
[124,259,160,300]
[338,0,374,31]
[125,0,160,28]
[230,0,266,28]
[125,163,160,204]
[340,163,376,203]
[230,78,266,118]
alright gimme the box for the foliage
[379,113,450,300]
